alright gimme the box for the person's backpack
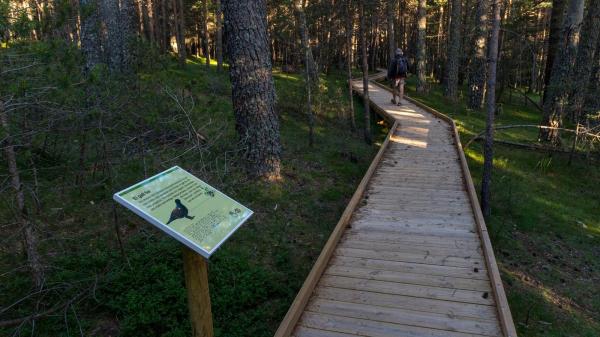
[388,57,408,79]
[396,57,408,77]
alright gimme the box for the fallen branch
[463,124,600,150]
[469,137,572,153]
[0,286,92,328]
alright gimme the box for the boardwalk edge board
[273,120,399,337]
[275,74,517,337]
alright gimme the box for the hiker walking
[387,48,408,106]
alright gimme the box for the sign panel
[114,166,253,258]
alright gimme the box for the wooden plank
[293,326,358,337]
[273,122,399,337]
[330,256,489,281]
[346,224,478,239]
[314,286,499,321]
[300,312,493,337]
[338,238,484,258]
[306,298,503,336]
[333,247,484,269]
[324,265,491,291]
[402,91,517,336]
[343,231,483,250]
[349,218,476,232]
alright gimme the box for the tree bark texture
[416,0,427,93]
[481,0,502,218]
[222,0,282,179]
[543,0,566,100]
[467,0,489,109]
[540,0,584,142]
[444,0,462,100]
[568,0,600,120]
[101,0,123,70]
[359,2,371,144]
[79,0,102,73]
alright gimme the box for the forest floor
[393,76,600,337]
[0,56,388,337]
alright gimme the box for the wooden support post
[182,247,214,337]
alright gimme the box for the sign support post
[183,247,214,337]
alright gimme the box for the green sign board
[114,166,253,258]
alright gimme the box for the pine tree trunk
[79,0,101,73]
[292,0,318,85]
[543,0,566,101]
[101,0,123,71]
[346,0,356,130]
[444,0,462,100]
[172,0,186,67]
[160,0,168,51]
[568,0,600,120]
[467,0,488,109]
[1,102,44,289]
[120,0,136,70]
[359,2,371,144]
[387,0,395,61]
[416,0,427,93]
[583,38,600,117]
[203,0,210,67]
[540,0,584,143]
[481,0,502,219]
[292,0,316,146]
[215,0,223,71]
[222,0,282,179]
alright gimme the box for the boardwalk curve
[274,74,517,337]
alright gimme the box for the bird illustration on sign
[166,199,195,225]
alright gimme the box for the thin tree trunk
[172,0,186,67]
[540,0,584,143]
[359,2,371,144]
[293,0,316,146]
[292,0,318,85]
[387,0,396,61]
[467,0,489,109]
[568,0,600,120]
[215,0,223,71]
[444,0,462,100]
[346,0,356,130]
[416,0,427,93]
[203,0,210,67]
[222,0,282,179]
[1,102,44,288]
[481,0,502,218]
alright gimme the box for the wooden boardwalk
[274,74,517,337]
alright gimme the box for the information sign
[114,166,253,258]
